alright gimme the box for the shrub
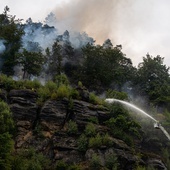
[54,74,69,87]
[67,120,78,135]
[70,88,80,99]
[12,148,50,170]
[84,123,96,137]
[0,101,14,133]
[37,87,51,103]
[78,81,83,87]
[90,153,101,169]
[22,79,41,90]
[88,117,99,124]
[105,152,118,170]
[45,81,58,92]
[55,160,67,170]
[0,133,14,170]
[89,133,102,148]
[77,134,88,152]
[102,133,113,147]
[57,84,70,99]
[0,74,17,91]
[0,101,14,170]
[89,93,104,105]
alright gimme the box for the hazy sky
[1,0,170,67]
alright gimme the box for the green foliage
[0,6,24,75]
[37,86,51,104]
[0,101,14,133]
[84,123,97,137]
[55,160,81,170]
[89,93,104,105]
[162,148,170,170]
[19,79,42,90]
[106,89,128,100]
[0,101,14,170]
[43,81,58,100]
[48,41,63,78]
[0,74,17,91]
[105,113,141,146]
[88,116,99,124]
[37,79,76,103]
[88,133,113,148]
[45,81,58,92]
[67,120,78,135]
[54,74,70,87]
[70,88,80,99]
[0,132,14,170]
[81,43,134,91]
[12,148,50,170]
[0,74,43,91]
[89,133,102,148]
[90,153,101,169]
[57,84,71,99]
[134,54,170,107]
[55,160,67,170]
[102,133,113,146]
[78,81,83,87]
[77,134,88,152]
[105,152,118,170]
[16,48,45,79]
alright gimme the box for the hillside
[0,77,169,170]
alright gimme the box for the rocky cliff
[0,89,168,170]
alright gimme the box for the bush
[89,133,102,148]
[90,153,101,169]
[89,93,104,105]
[84,123,96,137]
[55,160,67,170]
[54,74,69,87]
[37,87,51,104]
[0,101,14,170]
[77,134,88,152]
[0,74,17,91]
[12,148,50,170]
[0,133,14,170]
[67,120,78,135]
[22,79,41,90]
[88,117,99,124]
[45,81,58,92]
[0,101,14,133]
[70,88,80,99]
[105,152,118,170]
[57,84,70,99]
[102,133,113,147]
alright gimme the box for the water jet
[105,98,170,141]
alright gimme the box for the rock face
[4,89,167,169]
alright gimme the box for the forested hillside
[0,6,170,170]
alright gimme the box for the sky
[1,0,170,67]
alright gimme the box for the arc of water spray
[105,98,170,141]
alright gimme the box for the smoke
[22,22,58,51]
[0,40,5,54]
[53,0,117,44]
[52,0,170,66]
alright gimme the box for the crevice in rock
[32,106,41,130]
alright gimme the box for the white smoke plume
[52,0,170,66]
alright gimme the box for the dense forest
[0,6,170,170]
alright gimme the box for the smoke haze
[0,40,5,54]
[1,0,170,66]
[53,0,170,66]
